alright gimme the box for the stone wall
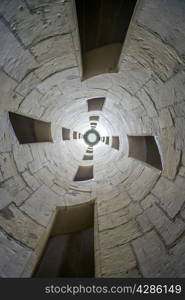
[0,0,185,277]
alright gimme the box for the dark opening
[105,136,109,145]
[75,0,137,79]
[73,131,78,139]
[128,136,162,170]
[33,203,94,277]
[74,165,93,181]
[89,116,99,121]
[112,136,119,150]
[62,128,70,140]
[83,155,93,160]
[88,98,105,111]
[86,149,93,154]
[9,112,52,144]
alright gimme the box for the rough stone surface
[0,188,14,210]
[0,230,32,278]
[0,20,38,81]
[0,0,185,279]
[99,220,142,250]
[127,24,181,81]
[162,145,181,179]
[98,202,142,231]
[97,192,131,216]
[152,176,185,218]
[101,244,137,276]
[127,166,160,201]
[13,144,33,173]
[20,185,64,226]
[0,204,44,249]
[132,231,175,277]
[136,212,153,233]
[146,204,185,246]
[22,171,41,191]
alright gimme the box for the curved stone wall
[0,0,185,277]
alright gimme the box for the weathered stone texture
[99,220,141,250]
[0,0,70,47]
[126,166,160,201]
[18,89,44,119]
[97,192,131,216]
[101,244,137,276]
[141,193,159,210]
[0,153,18,180]
[0,230,32,278]
[152,176,185,218]
[20,185,64,226]
[0,188,14,210]
[127,25,181,81]
[98,202,142,232]
[0,20,38,81]
[132,231,175,277]
[31,34,74,63]
[0,204,44,249]
[13,144,33,173]
[136,0,185,55]
[159,109,173,129]
[146,204,185,246]
[136,212,153,233]
[162,145,181,179]
[22,171,41,191]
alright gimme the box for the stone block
[17,2,69,46]
[99,220,141,249]
[0,188,14,210]
[0,204,44,249]
[146,204,185,246]
[18,89,44,119]
[118,55,152,94]
[141,193,159,209]
[159,109,173,129]
[97,192,131,216]
[98,202,142,231]
[35,55,77,80]
[132,230,175,277]
[171,235,185,277]
[179,166,185,177]
[136,212,153,233]
[0,71,20,112]
[15,72,40,97]
[22,171,41,191]
[127,24,181,81]
[0,176,26,200]
[31,34,74,63]
[152,176,185,218]
[136,88,158,117]
[136,0,185,55]
[20,184,64,226]
[34,167,55,187]
[0,230,32,278]
[101,244,136,275]
[175,117,185,150]
[162,145,181,179]
[0,20,38,81]
[13,188,30,206]
[127,166,160,201]
[13,144,33,173]
[0,153,18,180]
